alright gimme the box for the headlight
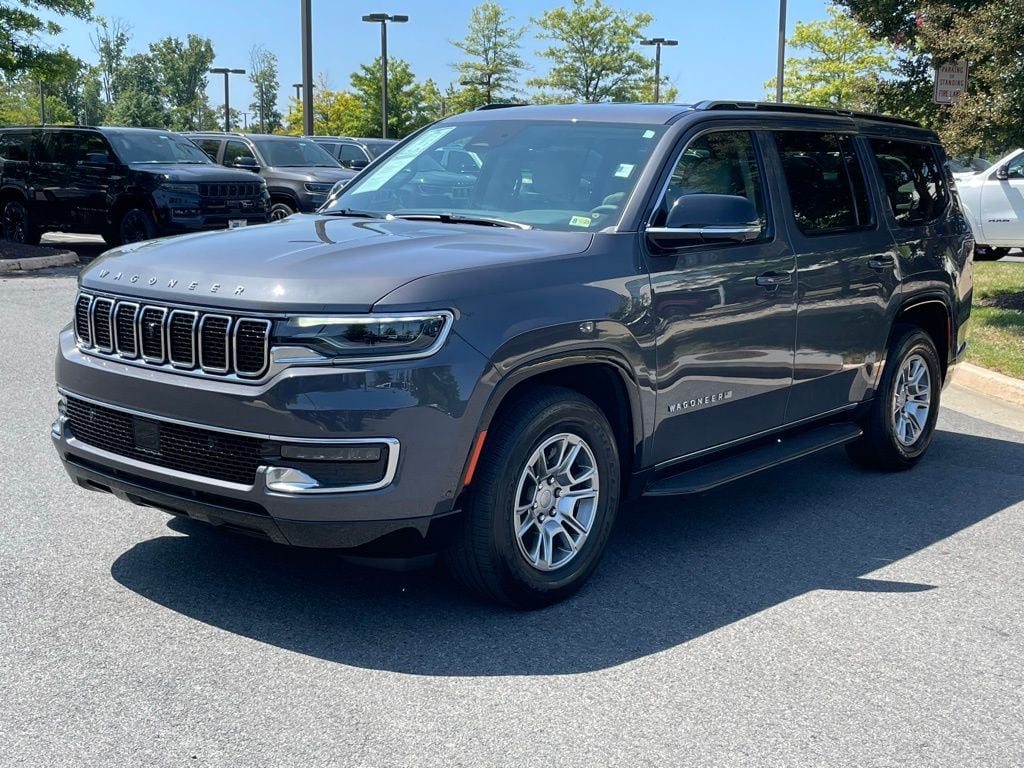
[160,183,200,194]
[304,182,335,194]
[274,312,453,362]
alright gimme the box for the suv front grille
[74,292,271,379]
[199,182,262,198]
[64,396,265,485]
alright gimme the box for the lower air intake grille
[65,396,265,485]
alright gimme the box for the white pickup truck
[954,148,1024,260]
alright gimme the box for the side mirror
[995,165,1009,181]
[647,193,762,249]
[231,156,260,172]
[349,158,369,171]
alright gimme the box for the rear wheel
[445,386,621,608]
[846,326,941,471]
[1,199,41,245]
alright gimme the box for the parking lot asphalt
[2,274,1023,767]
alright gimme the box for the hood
[128,162,263,183]
[80,214,593,313]
[267,166,355,183]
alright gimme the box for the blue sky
[48,0,832,119]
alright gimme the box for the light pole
[640,37,677,103]
[300,0,314,136]
[776,0,787,103]
[209,67,245,131]
[361,12,408,139]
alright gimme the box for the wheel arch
[893,294,953,379]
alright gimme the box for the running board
[643,422,863,497]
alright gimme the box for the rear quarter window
[868,139,949,226]
[0,133,31,162]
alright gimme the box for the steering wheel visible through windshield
[323,120,664,232]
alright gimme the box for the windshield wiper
[388,212,531,230]
[321,208,386,219]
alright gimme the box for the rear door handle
[868,255,896,270]
[755,271,793,288]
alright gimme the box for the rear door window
[868,139,948,226]
[75,133,114,164]
[774,131,873,234]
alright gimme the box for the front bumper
[53,325,492,547]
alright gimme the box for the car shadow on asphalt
[109,424,1024,676]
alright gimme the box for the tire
[846,325,942,471]
[445,385,621,609]
[1,198,41,245]
[116,207,156,245]
[269,201,295,221]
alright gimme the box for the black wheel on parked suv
[847,325,942,471]
[445,386,621,609]
[116,207,157,245]
[269,201,295,221]
[2,198,41,245]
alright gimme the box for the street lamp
[361,12,409,139]
[640,38,677,103]
[209,67,245,131]
[292,82,316,102]
[776,0,787,103]
[300,0,314,136]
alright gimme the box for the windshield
[253,138,340,167]
[324,120,665,232]
[106,131,213,164]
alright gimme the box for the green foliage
[149,34,215,131]
[107,53,165,127]
[765,5,891,109]
[249,45,282,133]
[451,2,526,103]
[90,16,128,103]
[528,0,653,103]
[0,0,93,78]
[282,77,365,136]
[349,57,436,138]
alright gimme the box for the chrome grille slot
[233,319,271,377]
[199,315,231,373]
[138,307,168,363]
[72,292,271,381]
[114,302,139,357]
[91,297,115,352]
[74,294,92,345]
[168,310,198,368]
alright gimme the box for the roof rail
[474,103,527,111]
[184,130,246,136]
[693,100,922,128]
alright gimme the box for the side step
[643,422,863,497]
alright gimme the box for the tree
[282,77,366,136]
[90,16,130,103]
[107,54,165,127]
[1,0,93,79]
[350,57,435,138]
[450,2,526,104]
[528,0,653,103]
[764,5,891,110]
[249,45,281,133]
[149,35,215,131]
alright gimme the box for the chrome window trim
[198,313,232,374]
[232,318,272,378]
[137,306,169,364]
[90,297,116,353]
[113,302,140,359]
[167,309,199,369]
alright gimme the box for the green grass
[966,261,1024,379]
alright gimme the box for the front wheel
[445,386,621,608]
[116,207,156,245]
[269,202,295,221]
[846,326,942,471]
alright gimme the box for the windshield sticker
[569,215,592,227]
[355,126,456,192]
[642,129,656,139]
[614,163,634,178]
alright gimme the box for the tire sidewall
[119,208,156,244]
[484,400,620,601]
[2,199,30,243]
[269,202,294,221]
[879,331,941,462]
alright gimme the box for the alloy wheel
[891,353,931,446]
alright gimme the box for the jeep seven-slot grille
[74,292,271,379]
[199,182,262,199]
[64,396,265,485]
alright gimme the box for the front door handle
[868,254,896,270]
[755,271,793,288]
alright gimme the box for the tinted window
[338,143,368,167]
[75,133,113,164]
[34,131,76,165]
[869,139,948,226]
[251,138,339,167]
[775,131,872,234]
[1005,152,1024,179]
[195,139,222,161]
[0,133,30,161]
[653,130,767,236]
[104,131,212,164]
[223,140,256,165]
[362,140,394,159]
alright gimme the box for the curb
[0,250,79,273]
[953,362,1024,407]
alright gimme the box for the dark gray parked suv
[187,132,353,220]
[54,102,973,608]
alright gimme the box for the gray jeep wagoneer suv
[53,102,973,607]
